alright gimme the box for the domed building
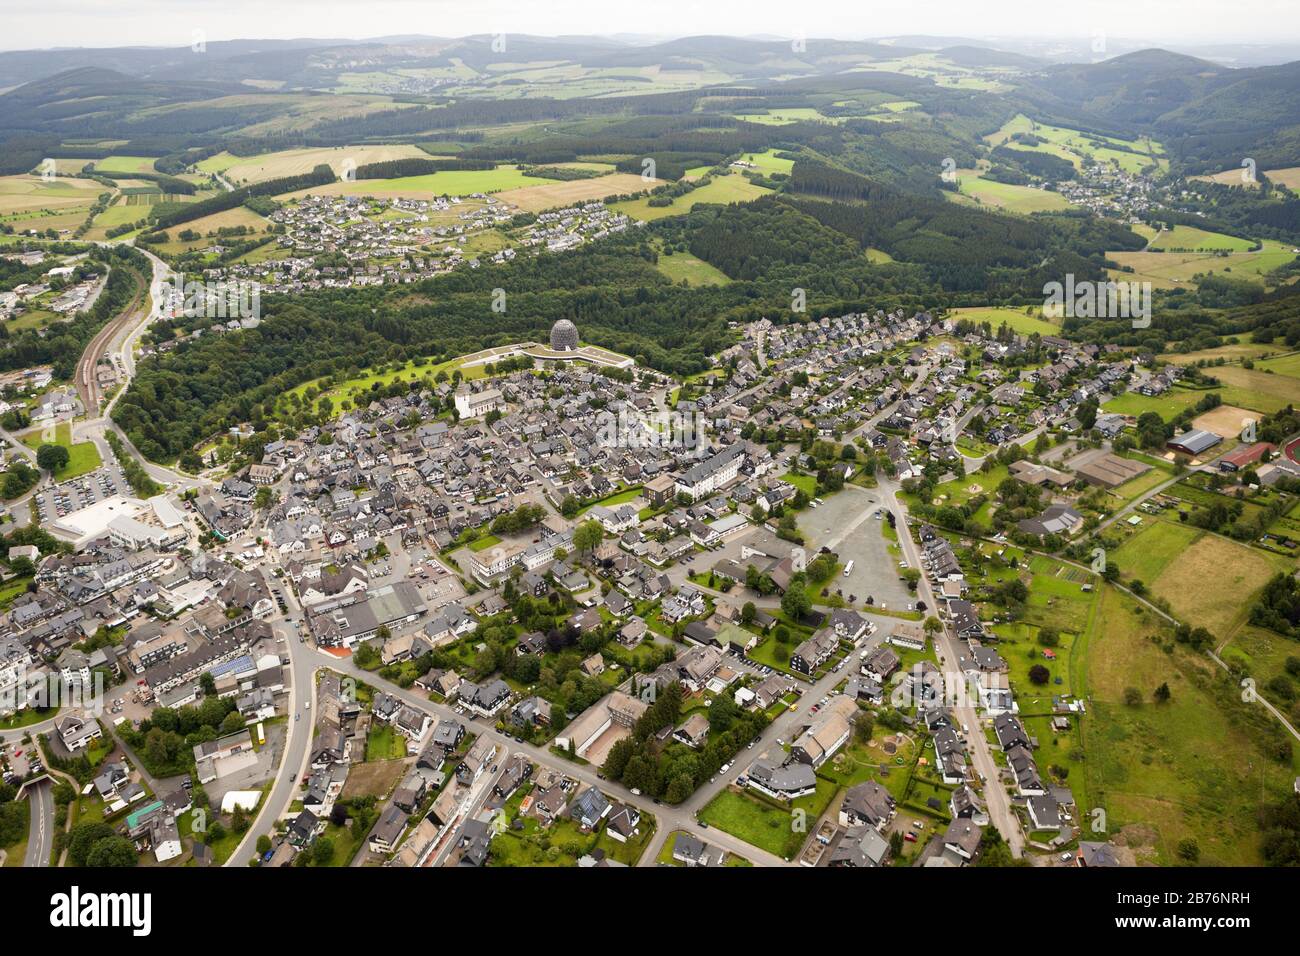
[550,319,579,352]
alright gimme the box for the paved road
[884,479,1026,858]
[225,568,316,867]
[22,778,53,867]
[65,243,212,495]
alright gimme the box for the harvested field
[496,172,661,212]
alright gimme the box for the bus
[843,560,855,576]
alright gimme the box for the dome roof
[550,319,579,351]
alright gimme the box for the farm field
[1081,585,1297,866]
[1115,519,1284,636]
[732,107,842,125]
[1253,351,1300,377]
[952,171,1070,213]
[495,172,660,212]
[1108,241,1297,290]
[947,305,1059,336]
[1201,364,1300,414]
[197,144,429,184]
[0,174,103,216]
[151,206,274,254]
[1146,225,1255,253]
[92,155,159,175]
[1159,342,1285,364]
[276,165,548,201]
[983,113,1166,173]
[612,171,771,221]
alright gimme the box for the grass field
[1146,225,1255,253]
[276,165,548,201]
[279,353,485,419]
[1159,342,1284,365]
[1108,240,1297,290]
[947,305,1060,336]
[93,155,159,175]
[1253,351,1300,378]
[655,248,730,286]
[20,421,101,480]
[612,171,770,222]
[496,172,659,212]
[953,171,1071,213]
[1201,364,1300,414]
[983,114,1166,174]
[1101,388,1208,419]
[697,779,836,859]
[1113,518,1284,636]
[1110,519,1202,585]
[732,107,842,125]
[1082,585,1297,866]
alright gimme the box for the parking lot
[34,463,129,521]
[798,489,915,611]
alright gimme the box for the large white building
[454,387,502,420]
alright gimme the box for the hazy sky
[3,0,1297,50]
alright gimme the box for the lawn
[20,421,101,480]
[279,353,485,420]
[697,779,837,860]
[365,723,407,761]
[778,470,817,497]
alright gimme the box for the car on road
[304,700,310,710]
[720,762,731,774]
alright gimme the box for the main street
[224,567,318,866]
[883,479,1025,857]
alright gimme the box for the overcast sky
[3,0,1297,51]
